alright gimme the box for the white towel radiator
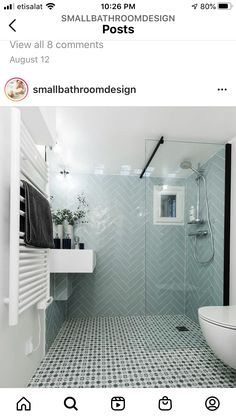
[5,110,50,326]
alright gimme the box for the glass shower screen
[144,139,226,350]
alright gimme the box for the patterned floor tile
[28,315,236,388]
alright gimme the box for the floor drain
[176,326,189,331]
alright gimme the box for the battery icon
[218,2,233,8]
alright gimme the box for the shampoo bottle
[189,206,196,222]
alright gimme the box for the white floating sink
[49,249,96,273]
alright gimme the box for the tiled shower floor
[28,315,236,388]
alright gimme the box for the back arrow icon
[9,19,16,32]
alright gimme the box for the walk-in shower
[48,134,229,356]
[145,139,228,348]
[180,160,215,264]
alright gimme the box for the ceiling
[47,107,236,177]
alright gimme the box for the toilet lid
[199,305,236,329]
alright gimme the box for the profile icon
[205,396,220,411]
[4,77,28,101]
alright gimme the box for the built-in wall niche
[153,185,185,225]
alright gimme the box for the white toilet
[198,305,236,370]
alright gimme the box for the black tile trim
[223,143,231,306]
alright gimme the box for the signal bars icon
[4,3,14,9]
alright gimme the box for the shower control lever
[188,230,208,238]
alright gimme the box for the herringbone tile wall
[145,178,186,315]
[67,175,146,317]
[185,147,225,321]
[48,147,225,328]
[46,277,68,352]
[64,175,187,318]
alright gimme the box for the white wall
[230,137,236,305]
[0,108,45,387]
[20,107,56,146]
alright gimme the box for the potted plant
[72,194,89,248]
[51,209,67,241]
[51,194,89,248]
[59,209,74,247]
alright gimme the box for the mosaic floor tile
[28,315,236,388]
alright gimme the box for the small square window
[153,186,185,225]
[160,194,176,218]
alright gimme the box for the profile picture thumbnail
[4,77,28,101]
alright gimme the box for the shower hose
[193,175,215,264]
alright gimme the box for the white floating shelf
[49,249,96,273]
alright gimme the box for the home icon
[16,397,31,411]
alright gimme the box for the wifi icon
[46,2,55,9]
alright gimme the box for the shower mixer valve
[188,230,208,238]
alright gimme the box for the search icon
[64,397,78,411]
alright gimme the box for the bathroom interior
[1,106,236,388]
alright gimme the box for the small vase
[64,224,74,248]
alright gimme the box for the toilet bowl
[198,305,236,370]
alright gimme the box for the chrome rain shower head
[180,160,202,176]
[180,161,192,170]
